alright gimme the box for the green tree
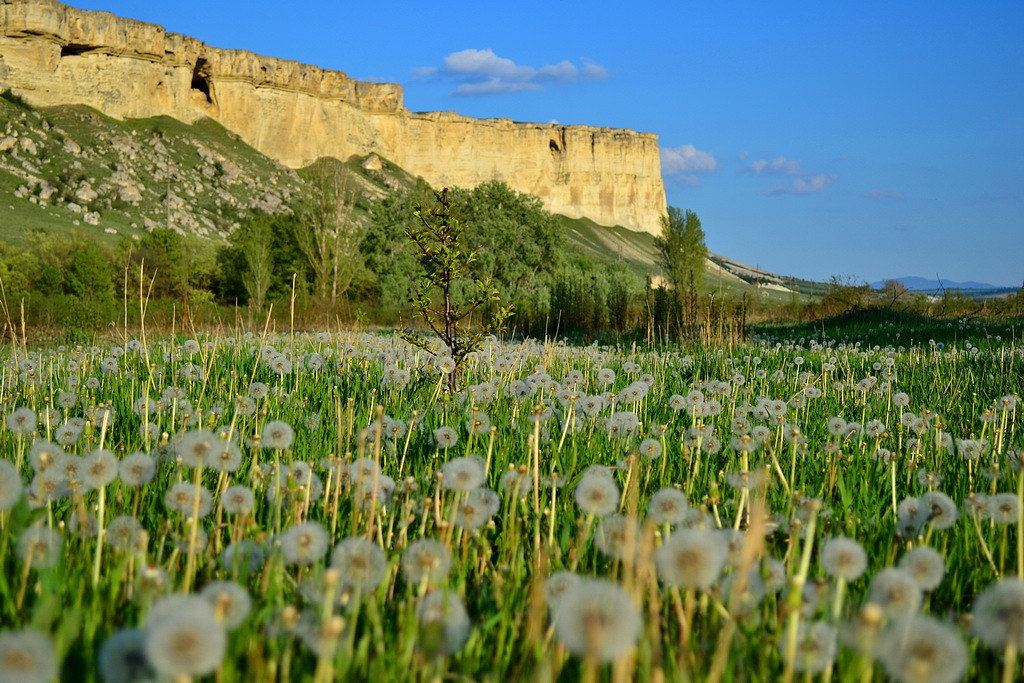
[238,217,274,310]
[294,161,366,305]
[362,186,432,310]
[127,228,189,299]
[449,181,565,301]
[65,240,115,300]
[655,207,708,323]
[403,189,512,392]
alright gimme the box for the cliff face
[0,0,667,233]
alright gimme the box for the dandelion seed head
[971,578,1024,650]
[221,540,264,575]
[780,621,837,673]
[417,591,471,657]
[0,460,24,511]
[200,581,252,629]
[898,546,945,591]
[876,616,966,683]
[401,539,451,585]
[648,487,689,525]
[553,579,640,663]
[0,628,56,683]
[868,568,922,619]
[574,473,620,517]
[278,521,329,566]
[440,456,486,492]
[331,537,389,591]
[821,536,868,581]
[655,528,729,590]
[17,526,62,569]
[144,597,226,677]
[98,629,153,683]
[261,420,295,450]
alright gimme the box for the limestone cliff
[0,0,667,233]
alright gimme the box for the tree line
[0,171,698,340]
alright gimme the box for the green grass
[0,325,1019,680]
[752,308,1024,347]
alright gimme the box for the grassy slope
[0,98,300,247]
[556,214,817,304]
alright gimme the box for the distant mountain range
[870,276,1012,291]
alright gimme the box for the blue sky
[75,0,1024,286]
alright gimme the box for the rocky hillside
[0,92,302,244]
[0,94,820,302]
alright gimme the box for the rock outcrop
[0,0,667,233]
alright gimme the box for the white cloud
[862,189,906,200]
[661,144,719,179]
[415,48,608,96]
[769,174,837,195]
[749,156,801,175]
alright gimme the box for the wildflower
[99,629,154,683]
[200,581,252,629]
[553,578,640,662]
[499,469,532,499]
[164,482,213,518]
[655,529,728,590]
[105,516,146,552]
[868,568,922,619]
[401,539,451,585]
[898,546,945,591]
[971,578,1024,649]
[0,460,23,511]
[208,440,242,472]
[6,407,37,434]
[278,522,329,566]
[780,621,837,673]
[144,595,226,677]
[921,491,958,530]
[18,526,62,568]
[28,440,63,473]
[118,452,156,487]
[417,591,471,656]
[261,421,294,450]
[433,426,459,449]
[53,422,81,446]
[647,488,689,525]
[81,449,118,489]
[331,537,389,591]
[545,571,581,608]
[876,616,966,683]
[595,514,640,560]
[455,488,499,530]
[221,485,255,515]
[0,628,57,683]
[821,536,868,581]
[440,457,486,491]
[986,493,1019,524]
[574,473,620,517]
[638,438,662,459]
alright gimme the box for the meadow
[0,320,1021,682]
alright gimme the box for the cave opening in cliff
[549,139,561,153]
[190,59,214,104]
[60,44,92,57]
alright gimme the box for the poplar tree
[655,207,708,324]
